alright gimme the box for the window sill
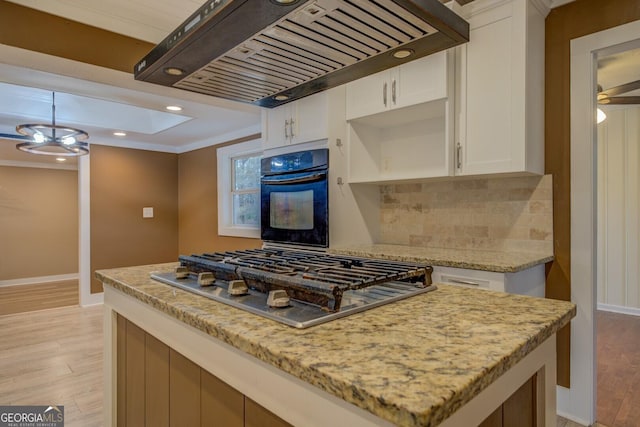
[218,225,261,239]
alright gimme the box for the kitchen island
[97,263,575,427]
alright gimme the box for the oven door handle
[261,171,327,185]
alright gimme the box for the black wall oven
[260,149,328,248]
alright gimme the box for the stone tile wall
[379,175,553,254]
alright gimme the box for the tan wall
[545,0,640,387]
[90,145,179,293]
[178,134,262,255]
[0,166,78,280]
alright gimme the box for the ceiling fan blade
[599,80,640,97]
[599,96,640,105]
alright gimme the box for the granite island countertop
[96,263,574,427]
[329,244,554,273]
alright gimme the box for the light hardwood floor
[0,280,78,315]
[0,304,624,427]
[0,304,103,426]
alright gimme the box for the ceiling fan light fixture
[61,136,76,145]
[597,108,607,124]
[15,92,89,156]
[33,132,46,143]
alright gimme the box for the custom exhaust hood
[134,0,469,108]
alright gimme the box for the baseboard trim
[597,303,640,317]
[556,410,589,427]
[0,273,79,287]
[81,292,103,307]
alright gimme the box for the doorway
[568,19,640,426]
[595,47,640,426]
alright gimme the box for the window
[217,139,262,238]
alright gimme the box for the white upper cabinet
[346,51,449,121]
[455,0,547,176]
[345,51,455,183]
[262,91,329,150]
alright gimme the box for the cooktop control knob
[267,290,290,308]
[197,272,215,287]
[175,266,189,279]
[227,280,249,296]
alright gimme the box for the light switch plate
[142,207,154,218]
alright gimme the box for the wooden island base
[104,286,557,427]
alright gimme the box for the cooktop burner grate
[151,248,436,328]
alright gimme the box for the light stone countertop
[96,263,574,427]
[329,244,554,273]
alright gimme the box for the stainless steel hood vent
[134,0,469,108]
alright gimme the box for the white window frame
[217,138,262,238]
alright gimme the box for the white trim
[555,410,591,427]
[597,303,640,317]
[0,273,78,287]
[549,0,575,8]
[86,126,260,154]
[104,301,117,426]
[78,153,103,307]
[86,139,179,154]
[217,138,262,239]
[567,19,640,425]
[177,124,262,154]
[0,159,78,170]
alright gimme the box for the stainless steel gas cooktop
[151,249,436,328]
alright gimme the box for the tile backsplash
[379,175,553,254]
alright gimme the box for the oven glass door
[260,170,328,247]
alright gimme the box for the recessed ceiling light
[392,49,414,59]
[113,131,127,137]
[164,67,185,76]
[55,157,66,162]
[274,95,289,101]
[166,105,183,112]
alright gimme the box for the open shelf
[347,99,453,184]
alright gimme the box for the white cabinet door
[345,69,390,120]
[291,91,328,145]
[263,104,292,150]
[346,52,450,121]
[262,92,329,150]
[455,0,545,176]
[394,51,448,110]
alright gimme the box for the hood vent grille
[135,0,468,108]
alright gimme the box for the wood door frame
[567,19,640,425]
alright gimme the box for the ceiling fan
[597,80,640,105]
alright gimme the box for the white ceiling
[0,0,262,166]
[598,47,640,96]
